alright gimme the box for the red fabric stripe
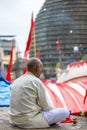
[42,80,87,117]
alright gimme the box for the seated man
[9,57,70,128]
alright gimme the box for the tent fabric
[42,80,87,117]
[57,61,87,83]
[0,76,12,106]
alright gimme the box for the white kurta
[9,72,54,128]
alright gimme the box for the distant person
[9,57,70,128]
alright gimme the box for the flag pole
[58,40,61,65]
[56,38,62,66]
[34,26,36,57]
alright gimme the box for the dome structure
[30,0,87,79]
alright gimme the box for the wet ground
[0,107,87,130]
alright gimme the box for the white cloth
[9,72,70,128]
[9,72,54,128]
[42,108,70,125]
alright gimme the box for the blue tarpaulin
[0,75,12,106]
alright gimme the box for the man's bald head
[27,57,43,78]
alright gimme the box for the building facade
[29,0,87,79]
[0,35,16,77]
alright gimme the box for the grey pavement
[0,107,87,130]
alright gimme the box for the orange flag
[6,42,14,82]
[24,13,34,59]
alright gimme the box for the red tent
[42,80,87,117]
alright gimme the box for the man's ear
[33,64,38,74]
[35,65,39,73]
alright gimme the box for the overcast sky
[0,0,45,57]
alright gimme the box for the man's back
[10,72,43,115]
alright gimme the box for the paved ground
[0,107,87,130]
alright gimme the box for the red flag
[37,48,40,59]
[6,42,14,81]
[83,89,87,105]
[56,39,60,50]
[23,66,27,74]
[24,13,34,59]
